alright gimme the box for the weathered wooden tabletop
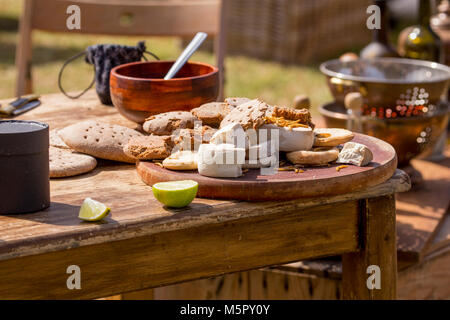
[0,91,410,299]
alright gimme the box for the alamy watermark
[66,5,81,30]
[366,4,381,30]
[66,265,81,290]
[366,265,381,290]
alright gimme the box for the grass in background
[0,0,332,116]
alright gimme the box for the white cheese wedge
[259,124,314,152]
[198,144,245,178]
[209,123,248,149]
[336,142,373,167]
[243,154,277,169]
[162,150,198,170]
[246,140,277,160]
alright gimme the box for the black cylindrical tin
[0,120,50,214]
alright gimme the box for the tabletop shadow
[162,202,215,214]
[2,202,118,226]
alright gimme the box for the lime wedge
[78,198,110,221]
[152,180,198,208]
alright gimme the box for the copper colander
[320,58,450,118]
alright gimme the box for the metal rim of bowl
[319,57,450,84]
[319,101,450,123]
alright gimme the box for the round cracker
[50,129,70,149]
[313,128,354,147]
[49,147,97,178]
[286,147,339,165]
[143,111,198,135]
[191,102,232,127]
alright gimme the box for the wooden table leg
[342,195,397,299]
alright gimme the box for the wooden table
[0,92,410,299]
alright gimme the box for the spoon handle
[164,32,208,80]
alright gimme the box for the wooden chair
[15,0,227,99]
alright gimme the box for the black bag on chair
[59,41,158,105]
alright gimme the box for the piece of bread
[49,147,97,178]
[59,120,142,163]
[162,150,198,170]
[314,128,354,147]
[220,100,314,131]
[286,147,339,165]
[220,99,272,130]
[336,142,373,166]
[123,135,174,160]
[224,97,251,107]
[143,111,198,135]
[50,129,70,149]
[172,126,217,151]
[267,106,314,129]
[191,102,233,127]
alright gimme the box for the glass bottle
[360,0,399,58]
[397,0,443,62]
[431,0,450,65]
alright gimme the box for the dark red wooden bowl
[110,61,219,123]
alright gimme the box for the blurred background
[0,0,419,116]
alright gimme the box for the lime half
[78,198,110,221]
[152,180,198,208]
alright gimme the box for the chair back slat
[31,0,220,36]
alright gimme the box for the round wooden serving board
[137,133,397,201]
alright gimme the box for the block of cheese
[209,123,248,149]
[246,140,277,160]
[259,124,314,152]
[162,150,198,170]
[243,154,277,169]
[336,142,373,166]
[198,144,245,178]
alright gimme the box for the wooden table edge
[0,169,410,262]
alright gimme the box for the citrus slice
[78,197,110,221]
[152,180,198,208]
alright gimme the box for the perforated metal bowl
[320,58,450,116]
[319,101,449,166]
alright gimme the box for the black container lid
[0,120,49,156]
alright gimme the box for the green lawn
[0,0,332,116]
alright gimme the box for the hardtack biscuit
[172,126,217,151]
[286,147,339,165]
[123,135,174,160]
[50,129,70,149]
[220,99,272,130]
[143,111,198,135]
[313,128,354,147]
[225,97,251,107]
[59,120,143,163]
[49,147,97,178]
[267,106,314,128]
[191,102,233,127]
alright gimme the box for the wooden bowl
[110,61,219,124]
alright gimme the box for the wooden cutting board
[137,133,397,201]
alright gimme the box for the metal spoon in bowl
[164,32,208,80]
